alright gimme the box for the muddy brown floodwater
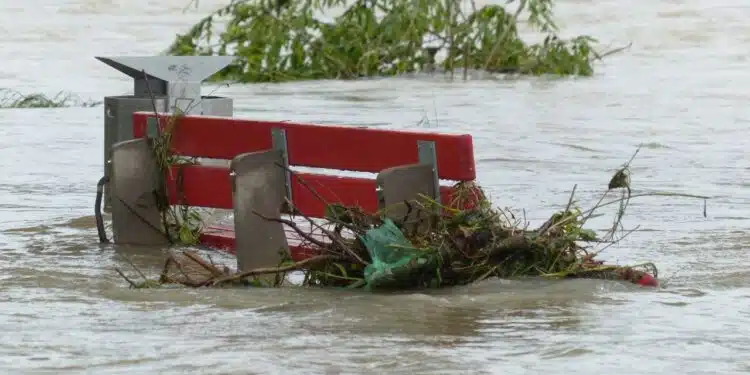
[1,0,750,374]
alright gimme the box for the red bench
[116,111,478,270]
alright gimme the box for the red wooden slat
[165,165,480,218]
[166,165,233,209]
[289,173,378,217]
[164,165,375,217]
[133,112,476,181]
[199,226,321,262]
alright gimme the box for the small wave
[54,215,97,230]
[711,216,750,221]
[476,156,578,168]
[640,142,672,150]
[325,94,384,102]
[3,224,54,233]
[540,346,594,359]
[476,156,538,165]
[547,142,602,153]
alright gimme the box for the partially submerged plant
[151,114,207,246]
[142,77,207,247]
[166,0,628,82]
[0,88,101,109]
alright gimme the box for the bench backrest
[132,111,477,218]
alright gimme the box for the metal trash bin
[97,56,234,211]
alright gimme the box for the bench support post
[376,140,441,231]
[231,149,290,276]
[417,140,441,205]
[109,138,169,245]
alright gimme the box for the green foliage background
[168,0,603,82]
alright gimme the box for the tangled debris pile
[115,147,708,291]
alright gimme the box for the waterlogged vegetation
[115,137,710,291]
[0,88,101,109]
[168,0,627,83]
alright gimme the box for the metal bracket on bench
[271,128,293,207]
[230,149,290,273]
[375,140,441,230]
[109,138,169,246]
